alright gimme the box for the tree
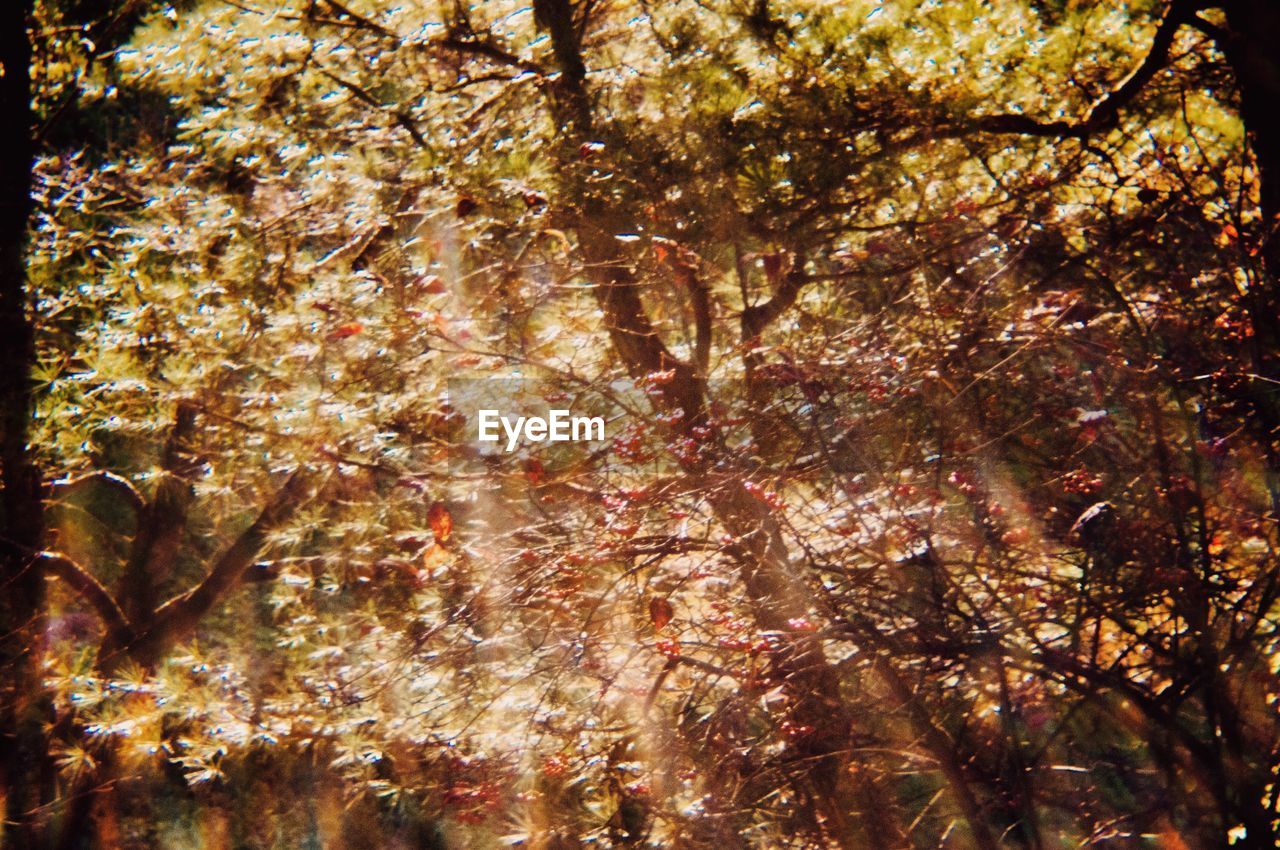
[11,1,1280,848]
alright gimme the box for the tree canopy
[4,1,1280,848]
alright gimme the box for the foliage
[8,0,1280,848]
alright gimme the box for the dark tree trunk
[1219,1,1280,482]
[1221,1,1280,254]
[0,2,51,849]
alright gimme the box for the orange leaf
[428,502,453,544]
[648,597,674,631]
[329,322,364,339]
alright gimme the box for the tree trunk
[0,3,52,848]
[1219,0,1280,493]
[1221,1,1280,259]
[1206,29,1280,843]
[525,3,945,844]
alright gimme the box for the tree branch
[119,470,313,667]
[39,552,133,648]
[533,0,703,419]
[435,36,544,76]
[655,237,712,376]
[318,0,395,38]
[1186,11,1230,44]
[948,0,1199,141]
[534,0,587,85]
[319,70,428,148]
[120,402,198,627]
[692,283,712,378]
[871,652,1001,850]
[742,257,807,340]
[50,470,145,517]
